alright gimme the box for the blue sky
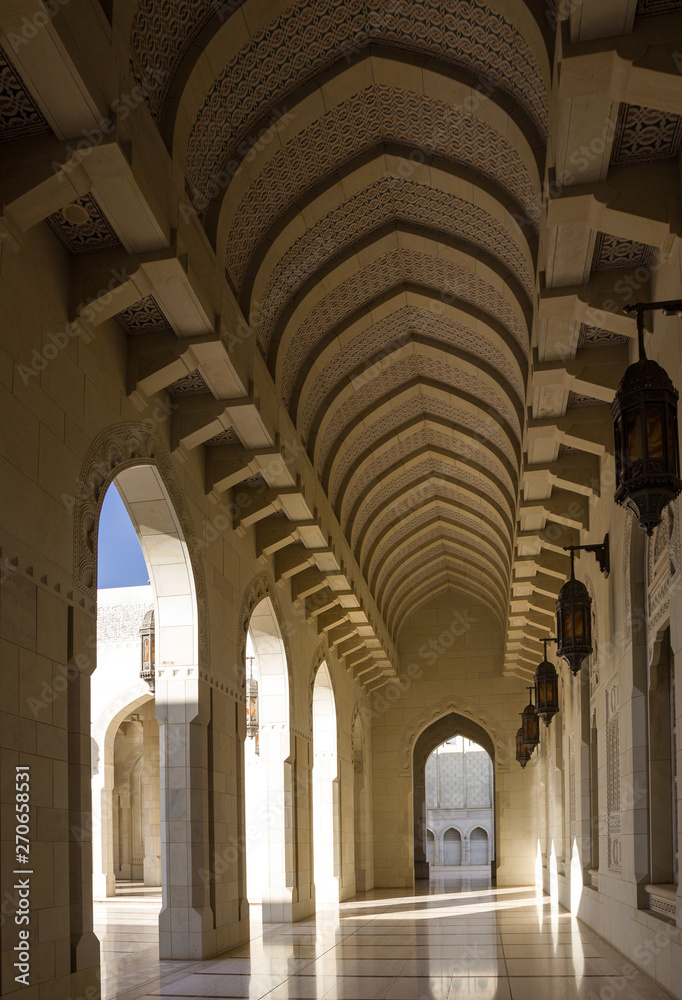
[98,484,150,588]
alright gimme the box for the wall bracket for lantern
[563,534,610,578]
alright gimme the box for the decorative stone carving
[0,49,51,141]
[606,683,621,871]
[236,571,293,698]
[166,369,212,397]
[46,194,122,255]
[592,232,655,273]
[257,177,533,349]
[116,295,173,336]
[225,83,539,286]
[611,102,682,166]
[187,0,548,213]
[72,422,209,668]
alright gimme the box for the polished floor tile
[93,878,677,1000]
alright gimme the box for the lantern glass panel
[668,408,677,466]
[647,404,664,460]
[573,607,584,640]
[626,410,643,464]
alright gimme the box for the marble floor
[93,877,676,1000]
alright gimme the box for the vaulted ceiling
[129,0,550,629]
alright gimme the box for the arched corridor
[3,2,682,998]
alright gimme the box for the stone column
[156,674,214,959]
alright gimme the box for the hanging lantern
[613,302,682,535]
[139,609,155,692]
[246,656,259,746]
[521,686,540,750]
[535,638,559,727]
[556,551,592,676]
[516,727,532,768]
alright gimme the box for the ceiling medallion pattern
[298,305,523,439]
[316,353,520,471]
[226,84,538,285]
[186,0,547,209]
[116,295,173,336]
[361,476,510,570]
[130,0,246,120]
[350,454,511,549]
[611,103,682,166]
[578,324,628,348]
[592,232,655,273]
[45,194,122,255]
[340,428,510,531]
[279,247,528,398]
[0,49,51,141]
[328,396,516,505]
[258,177,533,348]
[165,369,212,397]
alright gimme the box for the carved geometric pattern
[635,0,682,13]
[258,178,533,347]
[369,502,508,584]
[165,369,212,397]
[116,295,173,336]
[386,551,505,623]
[399,700,511,773]
[279,247,529,399]
[578,324,628,348]
[72,422,210,666]
[0,49,51,141]
[97,598,154,642]
[129,0,247,120]
[350,454,512,550]
[606,683,621,871]
[299,305,524,440]
[205,426,240,446]
[376,520,507,602]
[316,353,521,473]
[392,567,499,628]
[611,102,682,166]
[568,391,603,408]
[362,477,508,572]
[225,84,539,285]
[340,426,511,534]
[186,0,548,212]
[592,231,655,273]
[328,394,516,507]
[45,194,122,255]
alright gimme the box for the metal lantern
[139,609,155,692]
[534,638,559,727]
[516,727,532,768]
[246,656,259,747]
[521,686,540,751]
[556,552,592,676]
[613,302,682,535]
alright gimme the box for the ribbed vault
[143,0,550,644]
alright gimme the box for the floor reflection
[93,876,672,1000]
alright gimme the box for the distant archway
[443,828,462,866]
[244,594,294,922]
[312,661,339,903]
[413,712,496,881]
